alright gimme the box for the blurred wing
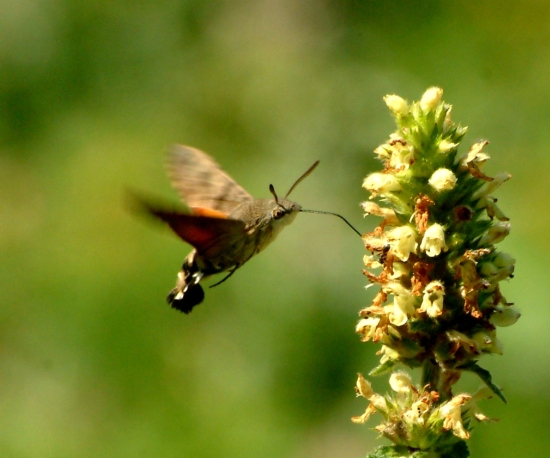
[148,208,247,258]
[167,145,253,215]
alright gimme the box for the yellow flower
[352,374,387,424]
[356,317,381,342]
[363,255,382,269]
[465,386,496,423]
[459,140,490,171]
[419,281,445,318]
[420,223,448,257]
[361,201,399,226]
[388,138,415,170]
[385,225,417,261]
[440,394,472,440]
[403,399,430,426]
[363,173,401,197]
[355,372,375,399]
[383,283,416,326]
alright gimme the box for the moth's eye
[272,207,286,220]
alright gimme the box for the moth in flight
[134,145,360,314]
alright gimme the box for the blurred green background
[0,1,546,456]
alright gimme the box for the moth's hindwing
[147,207,247,258]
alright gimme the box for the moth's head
[271,196,301,225]
[264,159,319,228]
[269,185,301,226]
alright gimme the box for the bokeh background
[0,1,547,456]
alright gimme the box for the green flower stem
[420,358,440,395]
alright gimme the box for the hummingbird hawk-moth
[134,145,360,314]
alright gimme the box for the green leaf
[365,445,415,458]
[438,439,470,458]
[364,441,469,458]
[369,360,397,376]
[459,361,507,403]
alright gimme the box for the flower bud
[490,305,521,327]
[472,172,511,199]
[438,139,458,154]
[480,221,511,245]
[389,371,412,393]
[420,87,443,112]
[484,197,509,221]
[378,345,401,364]
[384,94,409,116]
[493,252,515,269]
[428,168,457,192]
[471,330,503,355]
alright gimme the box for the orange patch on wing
[191,207,229,219]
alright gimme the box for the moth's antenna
[269,184,279,204]
[285,160,320,198]
[300,208,362,238]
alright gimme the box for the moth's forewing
[167,145,253,215]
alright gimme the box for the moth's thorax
[228,197,300,253]
[229,198,301,227]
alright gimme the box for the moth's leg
[209,265,240,288]
[209,248,257,288]
[182,252,199,278]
